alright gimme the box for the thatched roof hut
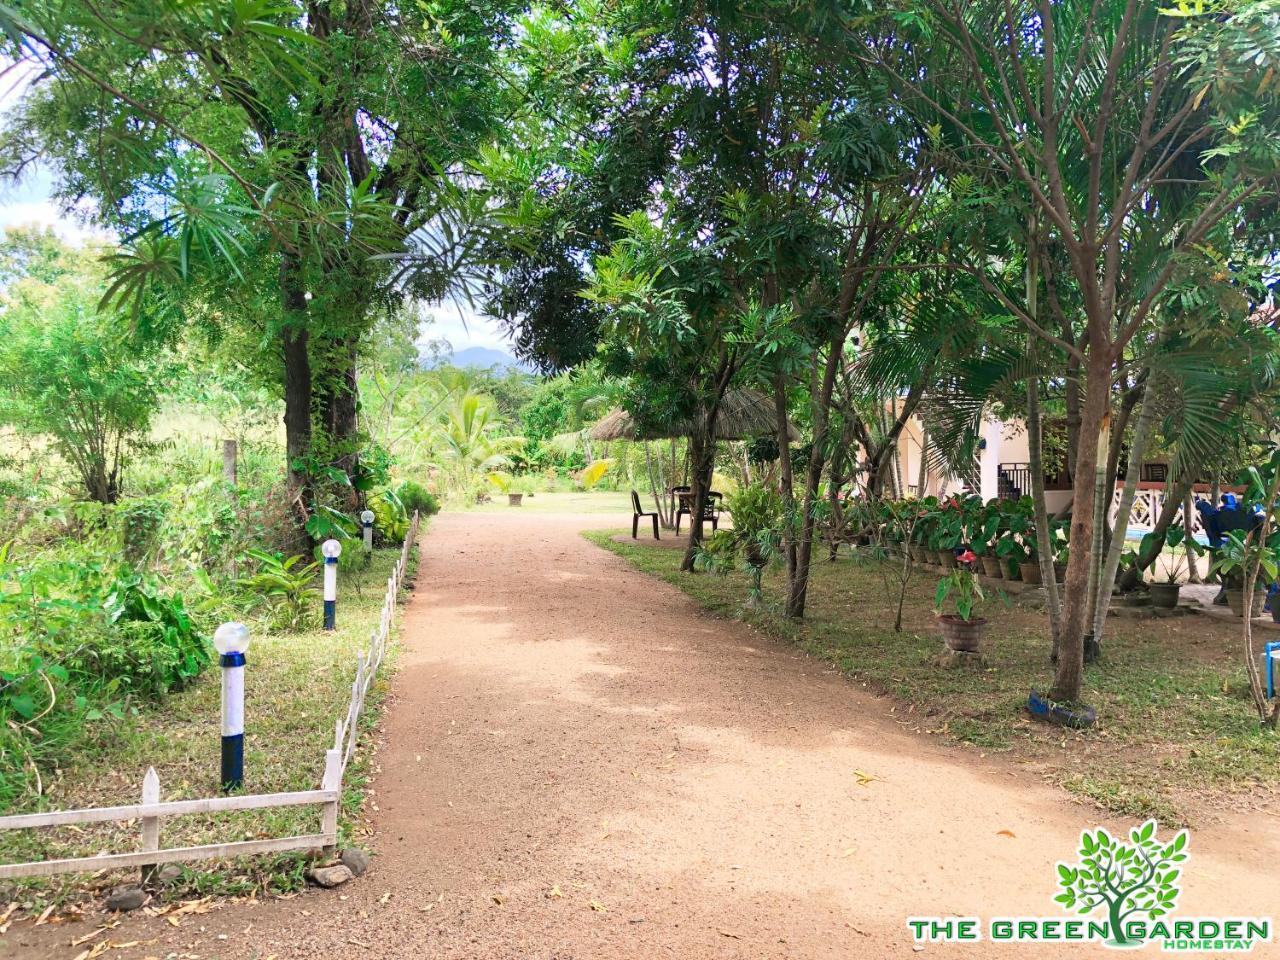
[589,389,800,442]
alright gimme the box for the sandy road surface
[7,511,1275,959]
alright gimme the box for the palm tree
[434,391,525,494]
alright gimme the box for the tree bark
[1050,348,1111,703]
[772,369,799,598]
[1090,393,1155,648]
[680,420,717,572]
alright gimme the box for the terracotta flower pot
[508,493,523,506]
[979,555,1003,579]
[1054,563,1067,582]
[1019,561,1042,585]
[1149,582,1180,609]
[937,551,957,570]
[937,614,987,652]
[1004,560,1022,581]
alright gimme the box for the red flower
[956,549,978,566]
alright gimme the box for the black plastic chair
[675,490,721,536]
[632,490,660,540]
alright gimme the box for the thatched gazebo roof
[589,389,800,442]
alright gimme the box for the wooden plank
[0,790,338,831]
[139,768,160,879]
[0,834,332,880]
[320,748,341,846]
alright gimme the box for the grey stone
[339,848,370,877]
[105,885,146,912]
[156,864,183,884]
[308,864,354,888]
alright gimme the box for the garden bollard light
[213,622,250,792]
[361,509,375,551]
[322,538,342,630]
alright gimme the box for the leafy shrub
[235,549,319,631]
[101,573,209,694]
[0,559,210,804]
[119,497,169,566]
[370,488,409,544]
[395,480,440,517]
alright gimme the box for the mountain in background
[424,345,531,371]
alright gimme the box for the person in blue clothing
[1196,493,1267,605]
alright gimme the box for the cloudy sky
[0,69,515,355]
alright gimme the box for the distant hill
[428,346,531,371]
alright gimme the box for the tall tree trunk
[1083,406,1111,664]
[1050,348,1111,703]
[772,369,799,596]
[1027,356,1063,651]
[786,334,843,619]
[280,257,312,502]
[681,419,717,572]
[1090,394,1155,648]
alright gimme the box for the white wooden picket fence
[0,510,420,881]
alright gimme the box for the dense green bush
[0,556,209,805]
[395,480,440,518]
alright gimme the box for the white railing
[1110,485,1205,536]
[0,510,420,881]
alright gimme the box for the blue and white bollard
[1266,641,1280,699]
[361,509,375,551]
[322,538,342,630]
[213,622,250,792]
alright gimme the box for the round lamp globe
[213,622,251,656]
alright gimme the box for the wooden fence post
[222,439,237,486]
[321,746,341,854]
[140,767,160,884]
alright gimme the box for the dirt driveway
[7,511,1276,959]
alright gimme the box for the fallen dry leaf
[840,847,856,858]
[718,929,741,939]
[546,886,563,899]
[379,891,392,904]
[491,895,505,906]
[34,905,55,926]
[71,941,110,960]
[997,829,1016,838]
[70,927,110,947]
[588,900,608,913]
[852,770,880,786]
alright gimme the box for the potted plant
[911,498,940,565]
[934,549,987,652]
[487,471,524,506]
[931,496,966,568]
[1147,528,1202,608]
[1017,536,1042,584]
[1051,521,1070,582]
[694,484,784,607]
[996,497,1037,582]
[970,501,1004,579]
[1210,530,1276,618]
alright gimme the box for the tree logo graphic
[1054,819,1190,947]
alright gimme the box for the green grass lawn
[0,546,414,905]
[587,530,1279,826]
